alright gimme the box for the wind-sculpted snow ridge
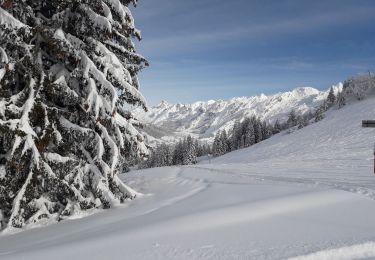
[133,85,342,144]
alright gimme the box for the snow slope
[134,85,342,144]
[0,96,375,259]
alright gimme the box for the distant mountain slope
[133,85,342,143]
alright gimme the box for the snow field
[1,96,375,259]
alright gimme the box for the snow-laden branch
[0,7,27,29]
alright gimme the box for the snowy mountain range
[133,85,342,145]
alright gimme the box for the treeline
[140,136,211,168]
[212,117,274,157]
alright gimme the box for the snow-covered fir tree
[212,132,223,157]
[183,136,197,165]
[142,136,209,169]
[337,91,346,108]
[296,115,308,129]
[230,121,242,150]
[314,107,325,122]
[212,130,230,157]
[213,116,278,158]
[261,121,272,140]
[342,72,375,101]
[244,122,255,148]
[220,130,230,153]
[272,119,282,134]
[145,143,172,168]
[253,118,263,143]
[326,86,336,106]
[286,109,298,128]
[0,0,148,230]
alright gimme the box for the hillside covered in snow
[133,85,342,144]
[1,90,375,260]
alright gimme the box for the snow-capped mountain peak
[133,84,342,144]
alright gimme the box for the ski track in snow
[190,165,375,200]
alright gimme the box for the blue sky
[131,0,375,105]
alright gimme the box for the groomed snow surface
[1,97,375,259]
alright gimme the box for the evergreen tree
[231,121,241,150]
[240,135,245,149]
[212,131,227,157]
[144,136,206,168]
[220,130,230,153]
[183,136,197,165]
[327,87,336,106]
[253,117,263,143]
[320,100,329,112]
[147,143,172,168]
[287,109,298,128]
[244,123,255,147]
[212,133,219,157]
[172,140,184,165]
[195,139,202,157]
[297,115,308,129]
[314,107,325,122]
[273,119,282,134]
[0,1,148,229]
[261,121,272,140]
[337,91,346,108]
[342,73,375,101]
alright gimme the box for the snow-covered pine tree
[172,140,184,165]
[327,87,336,106]
[286,109,297,128]
[0,0,148,230]
[212,131,226,157]
[231,121,241,150]
[146,143,172,168]
[220,130,230,154]
[272,119,282,134]
[342,73,375,101]
[195,139,205,157]
[183,136,197,165]
[244,122,255,147]
[212,132,220,157]
[337,91,346,108]
[253,117,263,143]
[297,115,308,129]
[314,107,325,122]
[261,121,272,140]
